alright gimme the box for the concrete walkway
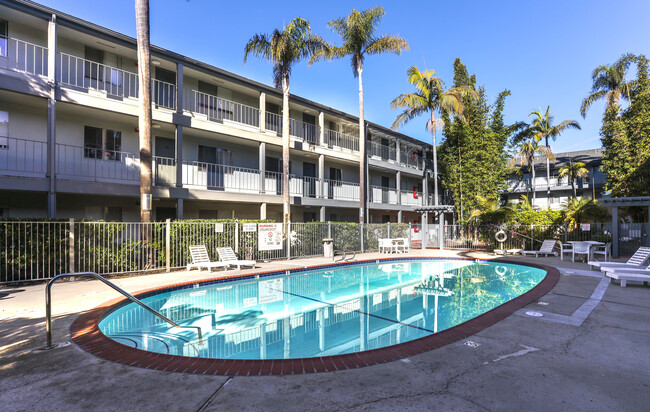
[1,250,649,411]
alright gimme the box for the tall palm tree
[244,18,329,234]
[512,139,555,208]
[558,160,589,197]
[311,6,408,222]
[135,0,151,223]
[390,66,477,206]
[580,53,637,117]
[527,107,580,208]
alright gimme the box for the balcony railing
[324,179,360,201]
[58,52,139,99]
[153,156,176,186]
[399,151,424,170]
[370,185,398,204]
[152,78,176,110]
[324,129,359,152]
[400,190,424,206]
[192,90,259,128]
[55,143,140,184]
[0,136,47,177]
[4,37,48,77]
[264,113,319,144]
[182,161,261,193]
[368,141,397,162]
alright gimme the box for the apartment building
[0,0,442,223]
[503,148,606,210]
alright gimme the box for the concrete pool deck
[1,250,649,411]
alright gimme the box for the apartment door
[381,176,390,203]
[303,162,316,198]
[154,67,176,108]
[380,137,390,160]
[198,145,221,189]
[302,113,317,143]
[155,137,175,186]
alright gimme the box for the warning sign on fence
[581,223,591,231]
[258,223,283,251]
[242,223,257,232]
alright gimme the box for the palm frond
[580,90,607,117]
[243,33,273,64]
[365,34,409,56]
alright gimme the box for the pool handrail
[45,271,203,348]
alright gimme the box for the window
[0,111,8,149]
[105,207,122,221]
[0,20,7,58]
[84,126,122,160]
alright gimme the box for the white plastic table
[567,241,604,261]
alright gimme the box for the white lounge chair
[187,245,228,272]
[589,246,650,270]
[601,263,650,274]
[378,238,396,254]
[521,240,558,257]
[605,270,650,287]
[394,238,410,253]
[216,247,257,269]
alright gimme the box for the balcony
[324,129,359,152]
[265,112,319,145]
[192,90,259,128]
[400,190,424,206]
[370,186,398,204]
[1,37,48,77]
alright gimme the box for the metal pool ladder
[45,272,203,348]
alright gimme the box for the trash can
[322,238,334,258]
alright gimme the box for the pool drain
[525,311,544,317]
[464,340,481,348]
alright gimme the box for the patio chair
[589,246,650,271]
[216,247,257,269]
[559,243,573,261]
[591,242,611,262]
[571,241,591,262]
[394,238,410,253]
[187,245,229,272]
[378,238,396,254]
[521,240,558,257]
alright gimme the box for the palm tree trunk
[358,64,366,223]
[530,158,536,207]
[282,76,291,235]
[571,177,576,197]
[431,111,439,206]
[136,0,151,224]
[545,138,551,209]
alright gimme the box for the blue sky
[40,0,650,153]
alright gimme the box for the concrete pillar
[319,206,325,222]
[396,139,401,163]
[396,171,401,205]
[438,213,445,251]
[612,206,619,258]
[259,142,266,193]
[175,125,183,187]
[47,14,57,218]
[259,92,266,132]
[260,203,267,220]
[176,198,183,219]
[422,176,429,209]
[176,62,183,113]
[318,154,324,198]
[397,210,402,223]
[318,112,325,146]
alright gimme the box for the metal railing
[182,160,261,193]
[324,129,359,152]
[289,118,319,144]
[5,37,48,77]
[55,143,140,184]
[0,136,48,177]
[324,179,360,201]
[45,271,202,348]
[153,156,176,186]
[368,141,397,161]
[152,78,176,110]
[58,52,139,99]
[370,186,398,204]
[400,190,424,206]
[192,90,260,127]
[399,151,424,170]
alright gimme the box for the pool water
[99,259,546,360]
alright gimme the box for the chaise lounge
[588,246,650,271]
[216,247,257,269]
[521,240,558,257]
[187,245,229,272]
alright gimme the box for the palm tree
[562,197,608,230]
[512,139,555,208]
[580,53,637,117]
[244,18,329,233]
[311,6,408,222]
[135,0,151,223]
[558,160,589,197]
[390,66,477,206]
[527,106,580,208]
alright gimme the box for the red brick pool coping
[70,257,560,376]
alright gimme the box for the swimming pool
[95,259,547,363]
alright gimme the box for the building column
[175,125,183,187]
[176,62,183,113]
[176,198,183,219]
[318,154,324,198]
[396,171,401,205]
[611,206,619,258]
[396,139,401,164]
[259,142,266,193]
[422,176,429,210]
[318,111,325,146]
[397,210,403,223]
[259,92,266,132]
[47,14,57,218]
[260,203,267,220]
[319,206,326,222]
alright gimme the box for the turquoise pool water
[98,259,546,360]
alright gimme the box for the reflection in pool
[99,259,546,360]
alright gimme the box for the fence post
[165,218,171,273]
[360,223,364,253]
[68,218,75,273]
[235,221,239,254]
[328,221,331,238]
[563,222,568,244]
[439,217,444,251]
[387,222,390,239]
[287,222,291,260]
[408,223,412,248]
